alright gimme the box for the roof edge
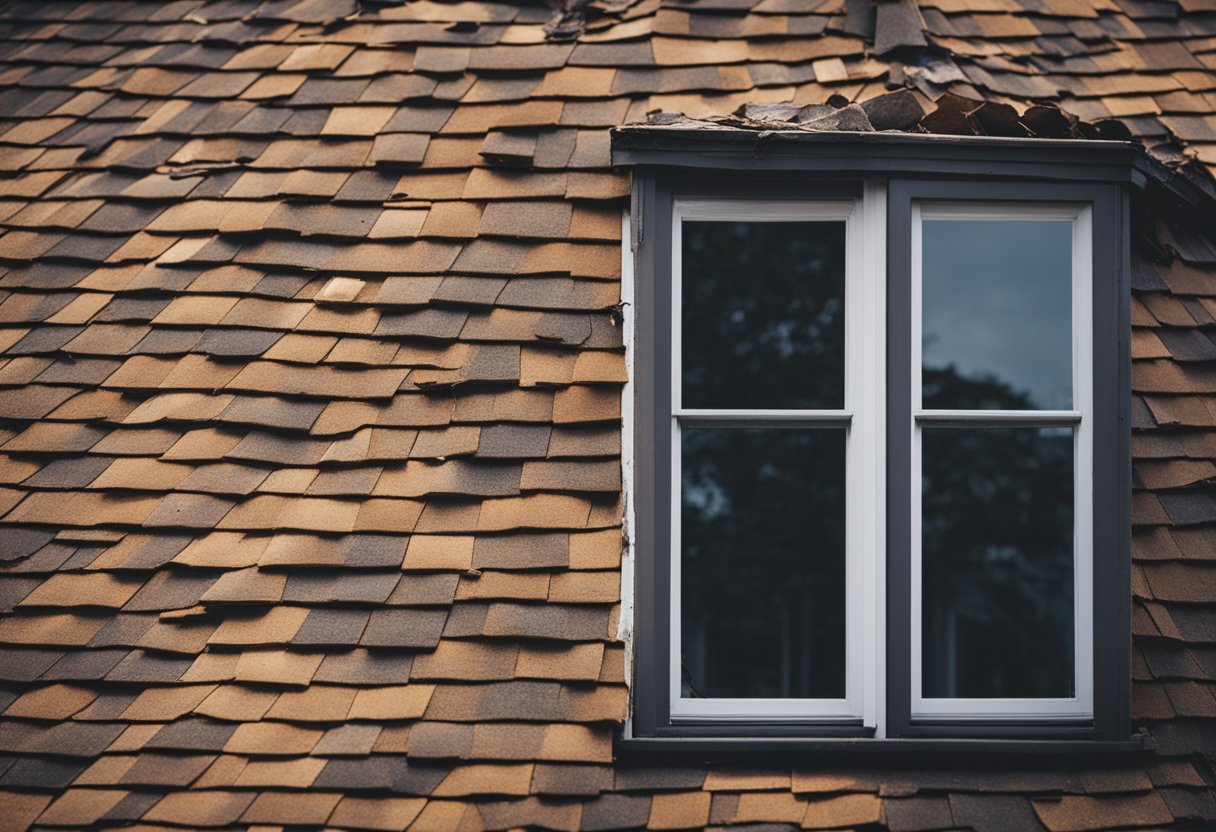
[611,127,1214,211]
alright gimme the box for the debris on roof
[648,92,1131,142]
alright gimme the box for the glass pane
[682,220,845,410]
[681,427,845,699]
[922,218,1073,410]
[921,426,1075,699]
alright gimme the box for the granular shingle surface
[0,0,1215,830]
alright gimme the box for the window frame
[624,147,1133,748]
[885,179,1129,741]
[667,197,878,725]
[910,200,1094,723]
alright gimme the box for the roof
[0,0,1213,830]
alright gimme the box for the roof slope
[0,0,1213,830]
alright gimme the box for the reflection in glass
[681,428,846,699]
[682,220,846,410]
[922,219,1073,410]
[921,426,1075,699]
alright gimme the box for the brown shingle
[407,721,477,759]
[801,793,883,828]
[0,792,52,831]
[348,684,435,720]
[233,649,323,686]
[435,763,535,797]
[4,683,98,719]
[516,643,604,682]
[0,608,105,647]
[478,494,593,531]
[648,791,712,830]
[194,686,278,722]
[404,535,475,570]
[20,574,142,609]
[478,201,573,239]
[548,572,619,604]
[120,684,217,722]
[456,570,550,601]
[1032,792,1172,831]
[265,686,358,722]
[473,533,569,569]
[522,460,620,492]
[144,791,257,827]
[412,640,519,681]
[330,796,426,830]
[208,607,309,646]
[36,789,131,827]
[361,608,449,648]
[240,791,343,826]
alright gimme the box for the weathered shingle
[0,0,1213,828]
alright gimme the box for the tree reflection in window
[921,367,1075,699]
[678,367,1074,702]
[682,220,845,410]
[680,427,846,699]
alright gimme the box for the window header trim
[611,128,1185,200]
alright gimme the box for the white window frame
[908,201,1095,722]
[667,196,885,724]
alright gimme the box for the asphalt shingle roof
[0,0,1215,830]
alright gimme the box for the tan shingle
[801,794,883,828]
[194,686,279,722]
[4,684,98,719]
[36,790,131,827]
[516,643,604,681]
[208,607,309,646]
[648,791,712,830]
[234,649,323,686]
[348,684,435,720]
[412,640,519,681]
[403,534,475,570]
[435,763,535,797]
[329,796,426,830]
[240,791,343,826]
[144,791,257,827]
[19,573,143,609]
[120,684,217,722]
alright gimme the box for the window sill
[616,733,1152,766]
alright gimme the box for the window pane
[682,220,846,410]
[922,219,1073,410]
[921,427,1075,699]
[681,427,846,699]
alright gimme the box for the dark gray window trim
[620,134,1134,750]
[614,128,1193,201]
[616,737,1151,763]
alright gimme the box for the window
[670,198,877,725]
[622,136,1132,746]
[911,202,1093,723]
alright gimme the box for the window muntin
[910,203,1094,722]
[668,199,877,723]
